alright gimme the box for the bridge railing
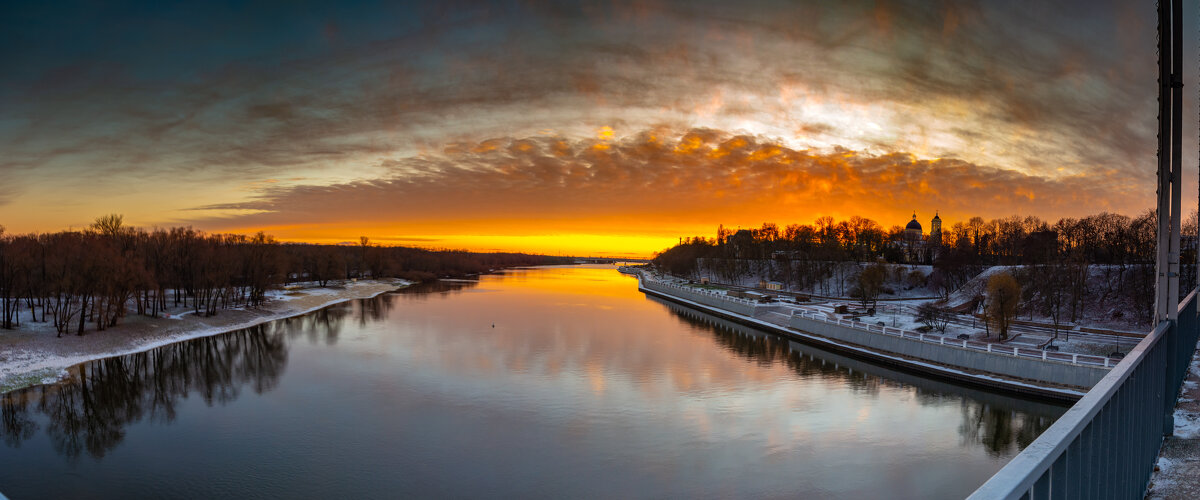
[969,288,1199,499]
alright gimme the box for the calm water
[0,265,1065,499]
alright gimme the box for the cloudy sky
[1,0,1194,256]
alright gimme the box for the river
[0,265,1065,498]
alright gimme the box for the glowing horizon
[3,1,1197,257]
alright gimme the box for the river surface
[0,265,1066,499]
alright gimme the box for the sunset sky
[2,0,1197,257]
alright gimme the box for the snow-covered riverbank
[0,279,410,394]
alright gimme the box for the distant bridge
[574,257,651,264]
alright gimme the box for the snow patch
[1174,411,1200,439]
[1153,456,1178,493]
[0,279,411,394]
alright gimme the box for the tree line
[653,211,1196,328]
[0,215,567,336]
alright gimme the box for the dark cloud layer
[190,128,1137,235]
[0,0,1189,243]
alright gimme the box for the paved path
[1146,346,1200,499]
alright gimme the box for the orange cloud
[182,127,1150,257]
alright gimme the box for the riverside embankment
[637,274,1103,401]
[0,279,409,393]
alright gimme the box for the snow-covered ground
[0,279,410,394]
[642,274,1087,398]
[1147,348,1200,499]
[692,260,939,299]
[646,270,1119,368]
[698,261,1153,332]
[943,265,1007,307]
[678,261,1152,358]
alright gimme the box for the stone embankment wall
[639,280,759,316]
[788,315,1110,388]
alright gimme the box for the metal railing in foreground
[969,288,1200,499]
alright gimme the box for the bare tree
[986,272,1021,341]
[852,261,887,310]
[916,302,951,333]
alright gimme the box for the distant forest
[0,215,569,336]
[654,211,1197,327]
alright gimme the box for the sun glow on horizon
[1,1,1185,260]
[231,227,679,259]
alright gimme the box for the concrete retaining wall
[788,315,1109,388]
[640,280,759,316]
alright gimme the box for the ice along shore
[0,279,410,394]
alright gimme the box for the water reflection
[0,293,415,462]
[0,274,1064,462]
[653,297,1065,456]
[0,266,1068,499]
[393,279,480,299]
[6,327,279,459]
[1,394,35,448]
[959,402,1049,458]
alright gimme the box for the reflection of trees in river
[0,295,401,461]
[279,303,349,345]
[271,293,397,346]
[957,401,1054,457]
[0,295,401,460]
[658,299,1061,456]
[356,293,394,328]
[663,302,884,396]
[0,395,37,448]
[0,325,288,460]
[393,280,480,299]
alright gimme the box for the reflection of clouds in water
[380,266,1063,459]
[0,266,1071,499]
[652,295,1064,456]
[551,302,615,310]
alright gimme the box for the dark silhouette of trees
[0,216,564,337]
[653,209,1166,328]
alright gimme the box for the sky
[1,0,1197,257]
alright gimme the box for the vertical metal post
[1169,0,1183,320]
[1156,0,1173,324]
[1165,320,1177,436]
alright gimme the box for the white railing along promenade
[640,272,1113,370]
[640,277,762,309]
[789,310,1116,369]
